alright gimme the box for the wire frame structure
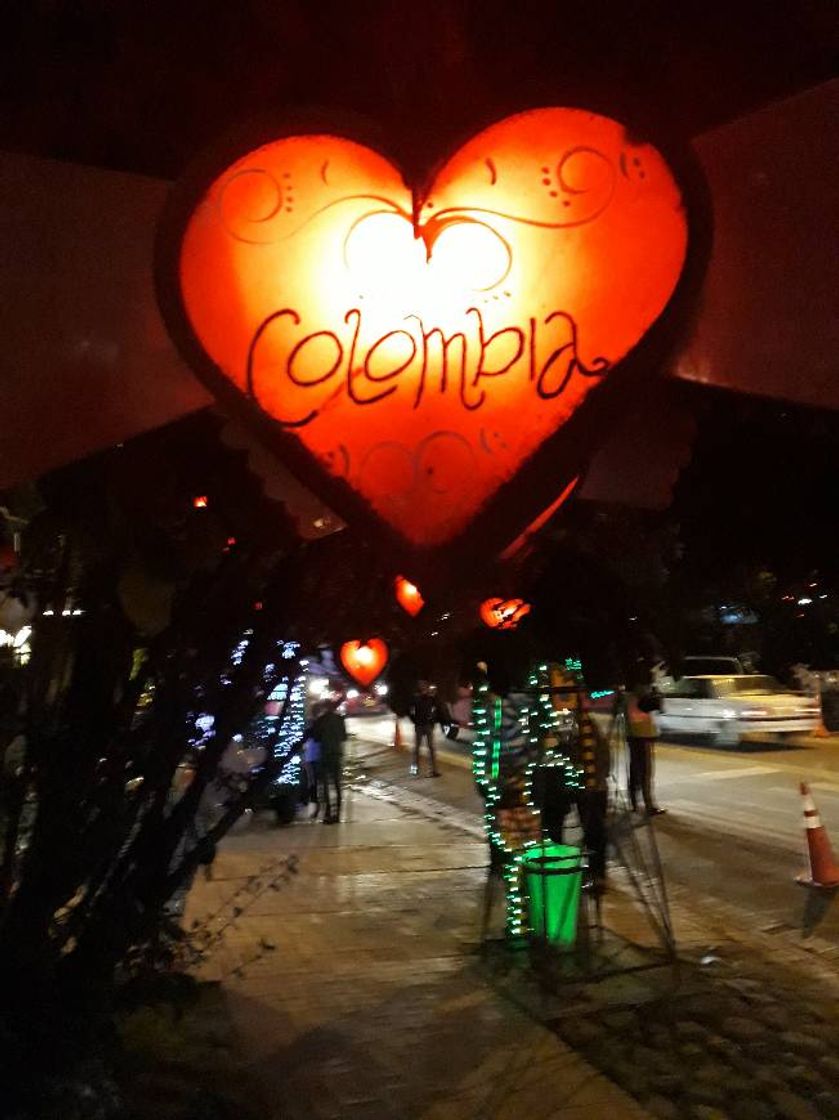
[598,691,677,962]
[478,682,676,982]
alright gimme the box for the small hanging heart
[394,574,424,617]
[340,638,388,687]
[480,597,532,630]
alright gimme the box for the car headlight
[720,708,737,720]
[741,708,769,718]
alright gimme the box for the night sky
[2,0,837,594]
[1,1,835,181]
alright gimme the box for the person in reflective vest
[626,674,665,816]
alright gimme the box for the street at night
[1,3,838,1118]
[177,725,839,1118]
[351,715,839,947]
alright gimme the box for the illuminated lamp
[340,638,388,687]
[192,495,208,509]
[395,575,424,617]
[480,597,531,631]
[159,108,705,566]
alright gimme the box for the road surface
[347,714,839,946]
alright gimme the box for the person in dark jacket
[535,675,611,892]
[408,680,444,777]
[312,701,347,824]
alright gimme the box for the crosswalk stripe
[809,782,839,796]
[684,765,783,781]
[658,765,782,785]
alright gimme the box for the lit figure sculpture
[473,662,582,940]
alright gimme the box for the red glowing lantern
[340,638,388,687]
[480,598,532,631]
[160,108,703,564]
[395,575,424,617]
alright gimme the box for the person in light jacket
[626,675,665,816]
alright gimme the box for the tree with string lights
[0,414,310,1116]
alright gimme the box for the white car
[656,675,820,746]
[681,656,745,676]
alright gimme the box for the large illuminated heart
[166,109,690,552]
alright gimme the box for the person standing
[408,680,443,777]
[574,689,611,887]
[626,677,665,816]
[313,701,347,824]
[534,675,611,892]
[450,685,473,731]
[302,724,323,820]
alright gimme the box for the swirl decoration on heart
[161,108,695,558]
[339,639,388,688]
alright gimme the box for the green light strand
[474,662,587,940]
[490,696,502,782]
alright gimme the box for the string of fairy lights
[262,641,307,788]
[201,636,308,789]
[474,660,584,939]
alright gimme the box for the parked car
[680,655,745,677]
[341,688,389,717]
[656,675,820,746]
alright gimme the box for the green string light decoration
[473,662,584,940]
[473,679,491,795]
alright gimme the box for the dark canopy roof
[2,0,835,180]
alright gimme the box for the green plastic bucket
[522,843,582,948]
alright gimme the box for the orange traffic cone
[393,717,402,751]
[797,782,839,889]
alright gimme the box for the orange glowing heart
[165,108,692,554]
[480,597,532,631]
[394,574,424,617]
[340,638,388,687]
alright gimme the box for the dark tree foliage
[515,392,839,681]
[0,413,305,1112]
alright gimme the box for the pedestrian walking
[312,700,346,824]
[450,685,473,730]
[626,673,665,816]
[302,726,322,819]
[408,680,444,777]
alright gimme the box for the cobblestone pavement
[186,760,650,1118]
[354,716,839,955]
[187,735,839,1119]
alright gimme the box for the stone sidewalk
[185,768,652,1119]
[351,733,839,1118]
